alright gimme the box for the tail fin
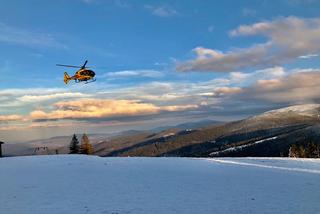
[64,72,71,84]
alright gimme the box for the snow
[162,132,175,138]
[207,157,320,174]
[210,136,278,156]
[0,156,320,214]
[263,104,320,117]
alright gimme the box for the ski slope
[0,156,319,214]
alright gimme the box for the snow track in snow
[210,136,278,156]
[207,158,320,174]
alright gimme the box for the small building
[0,141,4,158]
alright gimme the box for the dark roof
[0,141,4,144]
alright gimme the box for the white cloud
[208,25,215,33]
[285,0,317,5]
[82,0,94,3]
[18,92,90,102]
[249,67,286,81]
[229,72,251,83]
[241,8,257,17]
[0,22,66,49]
[104,70,163,78]
[177,17,320,72]
[82,0,130,8]
[145,5,179,17]
[298,54,318,59]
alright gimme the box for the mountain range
[3,104,320,157]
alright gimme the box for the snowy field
[0,156,320,214]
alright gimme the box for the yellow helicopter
[56,60,96,84]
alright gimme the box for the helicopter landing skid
[85,78,96,84]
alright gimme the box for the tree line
[289,142,320,158]
[69,134,94,155]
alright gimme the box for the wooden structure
[0,141,4,158]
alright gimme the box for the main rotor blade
[56,64,82,68]
[81,60,88,69]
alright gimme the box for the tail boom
[64,72,72,84]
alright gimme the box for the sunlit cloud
[213,87,244,97]
[177,17,320,72]
[0,114,24,122]
[203,70,320,106]
[247,71,320,103]
[29,99,198,121]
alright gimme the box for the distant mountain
[97,104,320,157]
[94,120,223,157]
[2,120,216,157]
[3,133,114,157]
[152,119,223,132]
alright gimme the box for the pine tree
[69,134,80,154]
[298,145,306,158]
[289,144,298,158]
[306,142,316,158]
[80,134,94,155]
[87,143,94,155]
[288,146,294,157]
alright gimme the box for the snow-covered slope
[252,104,320,119]
[224,104,320,143]
[263,104,320,117]
[0,156,319,214]
[209,136,278,156]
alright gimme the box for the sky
[1,0,320,142]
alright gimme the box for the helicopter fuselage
[73,69,96,82]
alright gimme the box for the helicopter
[56,60,96,84]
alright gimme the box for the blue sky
[1,0,320,142]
